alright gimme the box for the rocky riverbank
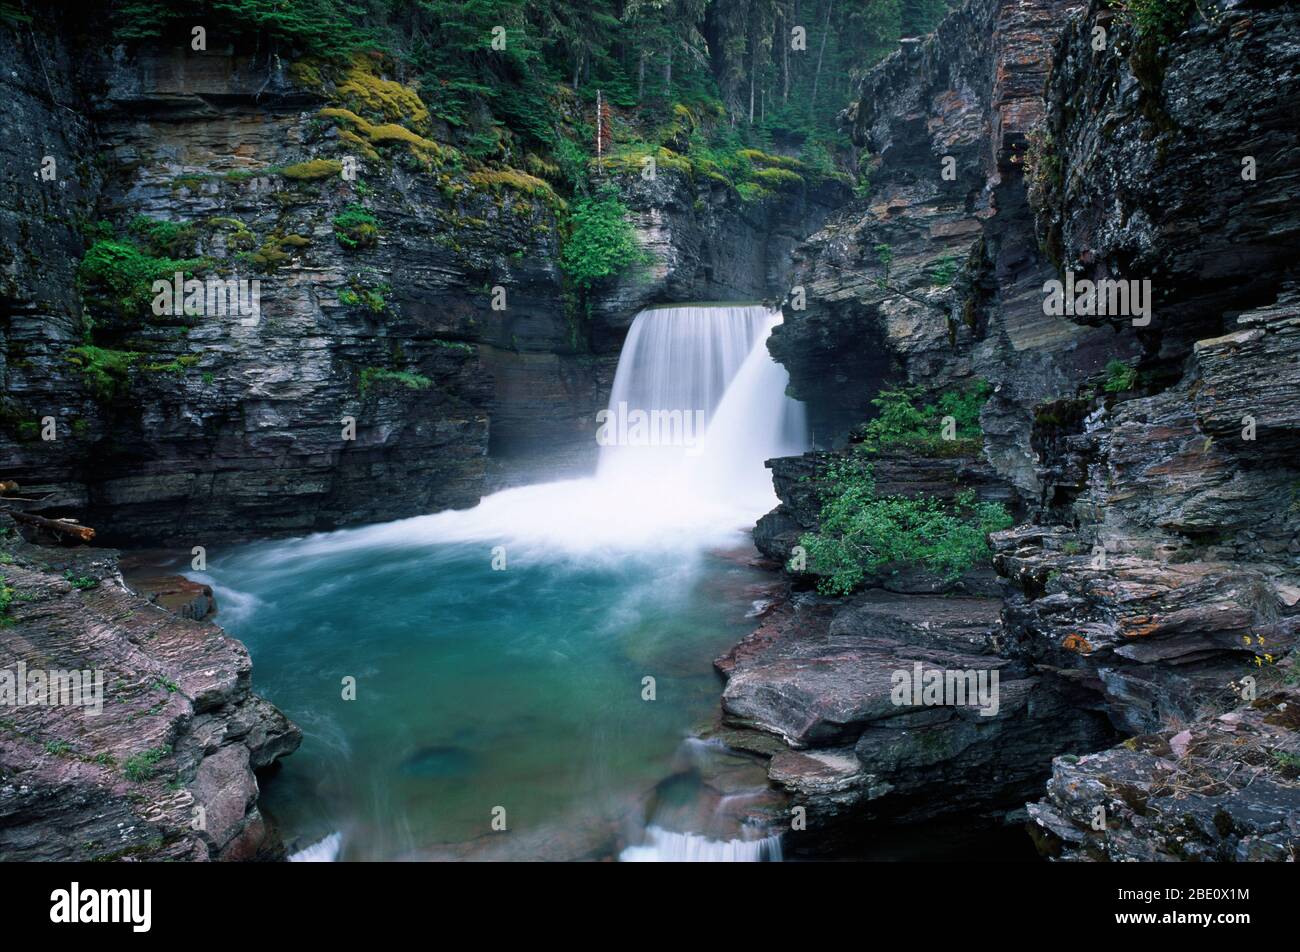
[0,513,300,860]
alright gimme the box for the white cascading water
[620,826,783,862]
[279,303,808,560]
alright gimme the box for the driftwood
[6,509,96,542]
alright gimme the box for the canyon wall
[740,0,1300,859]
[0,19,842,542]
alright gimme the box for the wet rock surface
[0,515,300,860]
[744,0,1300,860]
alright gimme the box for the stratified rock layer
[0,516,300,860]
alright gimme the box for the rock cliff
[0,17,844,543]
[0,514,301,860]
[739,0,1300,859]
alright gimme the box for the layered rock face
[0,23,843,542]
[740,0,1300,858]
[0,515,300,861]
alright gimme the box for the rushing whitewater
[270,304,807,558]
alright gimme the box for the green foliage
[559,187,644,289]
[332,204,380,250]
[0,579,14,624]
[338,278,391,314]
[44,740,73,756]
[65,346,142,401]
[359,367,433,396]
[930,254,961,285]
[799,461,1014,595]
[1110,0,1195,42]
[77,239,207,328]
[858,381,991,457]
[63,570,98,590]
[1103,358,1139,393]
[128,216,196,257]
[432,338,475,353]
[110,0,374,58]
[123,746,171,783]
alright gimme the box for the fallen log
[6,510,96,542]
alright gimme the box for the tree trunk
[782,11,789,103]
[811,0,834,113]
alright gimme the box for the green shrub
[559,187,644,290]
[77,239,208,327]
[858,381,992,457]
[1112,0,1195,42]
[128,216,196,257]
[65,346,142,401]
[799,460,1014,595]
[1103,358,1138,393]
[359,367,432,396]
[332,204,380,250]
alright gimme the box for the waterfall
[596,304,808,512]
[288,831,342,862]
[273,303,808,558]
[620,826,784,862]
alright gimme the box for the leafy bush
[77,239,208,327]
[1111,0,1195,42]
[332,205,380,250]
[1103,358,1138,393]
[858,381,992,457]
[359,367,432,396]
[65,346,142,401]
[799,461,1014,595]
[559,187,644,290]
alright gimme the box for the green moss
[750,167,804,189]
[141,354,202,374]
[281,159,344,181]
[337,277,390,314]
